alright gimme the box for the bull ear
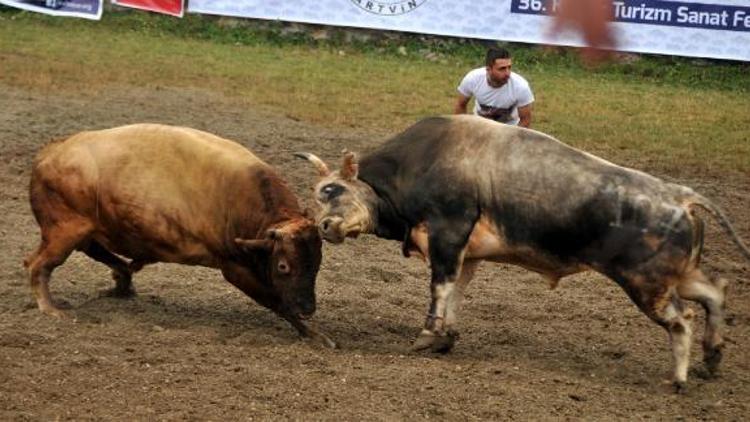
[294,152,331,177]
[234,238,273,253]
[340,150,359,181]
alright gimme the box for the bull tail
[688,193,750,262]
[687,211,704,267]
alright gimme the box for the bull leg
[23,244,44,270]
[412,277,459,353]
[677,269,728,377]
[633,288,694,392]
[281,314,338,349]
[80,241,135,297]
[610,272,694,392]
[26,219,94,318]
[412,218,475,353]
[128,259,153,273]
[662,296,694,393]
[220,264,337,349]
[444,259,481,334]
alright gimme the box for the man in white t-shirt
[454,47,534,128]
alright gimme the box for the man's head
[485,47,513,88]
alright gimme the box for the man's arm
[454,94,471,114]
[518,103,532,128]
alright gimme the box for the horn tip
[293,152,310,160]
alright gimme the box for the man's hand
[454,94,470,114]
[518,104,532,128]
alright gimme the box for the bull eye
[320,183,345,200]
[277,260,290,274]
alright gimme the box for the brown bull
[25,123,334,347]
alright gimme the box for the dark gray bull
[298,115,750,390]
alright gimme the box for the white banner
[188,0,750,62]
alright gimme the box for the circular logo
[350,0,429,16]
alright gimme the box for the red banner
[113,0,184,17]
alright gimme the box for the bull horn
[294,152,330,177]
[234,238,273,252]
[340,150,359,181]
[265,228,281,240]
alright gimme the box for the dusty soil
[1,83,749,421]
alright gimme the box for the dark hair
[485,47,512,67]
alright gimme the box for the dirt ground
[1,82,749,421]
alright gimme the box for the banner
[187,0,750,62]
[112,0,184,17]
[0,0,102,20]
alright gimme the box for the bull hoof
[411,330,458,354]
[310,331,338,349]
[300,323,338,349]
[703,347,723,378]
[430,331,458,354]
[100,286,137,298]
[40,305,71,319]
[411,332,438,352]
[672,380,688,394]
[110,271,135,297]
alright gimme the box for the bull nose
[298,301,316,319]
[319,217,336,232]
[318,217,345,242]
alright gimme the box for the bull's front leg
[282,314,338,349]
[411,273,459,353]
[411,220,474,353]
[222,264,336,349]
[244,288,338,349]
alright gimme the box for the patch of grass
[1,8,748,171]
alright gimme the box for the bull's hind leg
[660,294,694,393]
[677,268,728,377]
[609,271,694,392]
[81,241,136,297]
[26,218,94,318]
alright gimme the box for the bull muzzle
[318,216,347,243]
[297,301,317,320]
[281,294,316,321]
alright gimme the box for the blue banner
[0,0,103,20]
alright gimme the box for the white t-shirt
[457,67,534,125]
